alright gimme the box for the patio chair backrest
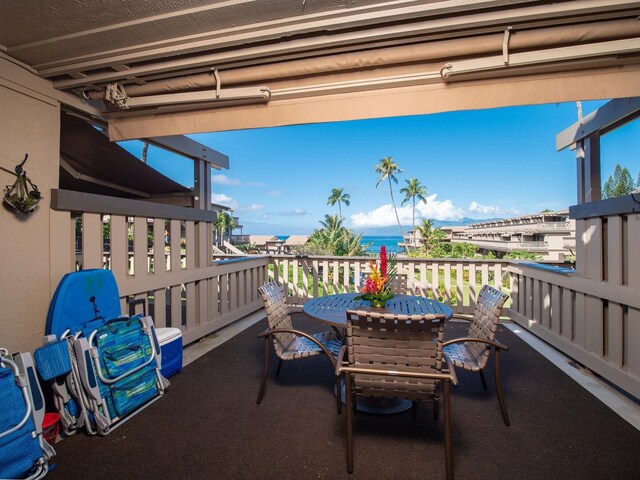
[257,282,295,357]
[466,285,509,367]
[389,274,408,295]
[345,309,444,401]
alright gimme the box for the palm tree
[374,157,405,247]
[400,178,428,250]
[417,218,434,252]
[214,212,233,245]
[327,188,351,220]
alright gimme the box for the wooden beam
[556,96,640,150]
[51,188,217,222]
[570,194,640,219]
[145,135,229,169]
[584,132,601,203]
[48,0,638,87]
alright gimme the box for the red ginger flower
[380,245,387,277]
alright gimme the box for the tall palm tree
[417,218,434,252]
[374,157,405,247]
[320,213,343,232]
[214,212,233,245]
[327,188,351,220]
[400,178,428,250]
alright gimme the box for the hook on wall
[0,153,43,215]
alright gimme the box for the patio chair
[337,309,457,479]
[443,284,511,426]
[256,281,342,408]
[389,273,408,294]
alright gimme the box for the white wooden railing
[268,254,510,314]
[48,189,639,399]
[504,200,640,399]
[50,189,268,345]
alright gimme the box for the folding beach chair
[0,348,55,479]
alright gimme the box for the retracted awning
[60,113,193,203]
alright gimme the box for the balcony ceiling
[2,0,640,137]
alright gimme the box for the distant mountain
[356,218,503,236]
[435,217,503,227]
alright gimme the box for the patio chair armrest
[335,345,347,377]
[443,352,459,386]
[338,364,456,384]
[443,336,509,351]
[258,328,338,366]
[448,314,473,322]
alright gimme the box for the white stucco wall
[0,80,60,352]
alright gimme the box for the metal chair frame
[256,281,341,410]
[443,284,511,426]
[336,308,458,479]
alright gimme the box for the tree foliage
[504,250,543,260]
[327,187,351,220]
[214,212,235,244]
[602,164,638,199]
[400,177,428,249]
[302,214,369,256]
[374,156,405,246]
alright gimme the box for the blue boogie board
[37,270,168,436]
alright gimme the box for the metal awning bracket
[105,82,129,109]
[503,26,513,65]
[212,67,221,99]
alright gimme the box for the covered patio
[45,314,640,479]
[1,1,640,478]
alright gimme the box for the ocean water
[276,235,403,254]
[361,236,404,254]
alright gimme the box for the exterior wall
[451,213,575,261]
[0,80,60,352]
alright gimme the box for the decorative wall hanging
[1,154,42,214]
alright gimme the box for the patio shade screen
[108,63,640,140]
[106,18,640,140]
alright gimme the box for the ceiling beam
[45,0,640,85]
[34,0,537,73]
[556,96,640,150]
[145,136,229,170]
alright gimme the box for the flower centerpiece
[355,245,397,308]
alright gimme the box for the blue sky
[123,99,639,235]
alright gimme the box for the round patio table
[303,293,452,328]
[302,293,453,414]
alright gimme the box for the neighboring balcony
[451,238,549,252]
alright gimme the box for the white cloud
[211,174,265,187]
[468,201,520,217]
[211,174,240,186]
[350,204,403,228]
[350,194,464,228]
[416,194,465,221]
[238,203,264,212]
[211,194,262,213]
[277,208,308,216]
[261,214,270,220]
[211,193,239,210]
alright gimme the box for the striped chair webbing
[345,309,445,401]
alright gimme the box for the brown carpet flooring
[46,314,640,480]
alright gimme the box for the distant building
[211,202,244,245]
[284,235,310,253]
[452,211,575,261]
[248,235,285,254]
[401,226,464,250]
